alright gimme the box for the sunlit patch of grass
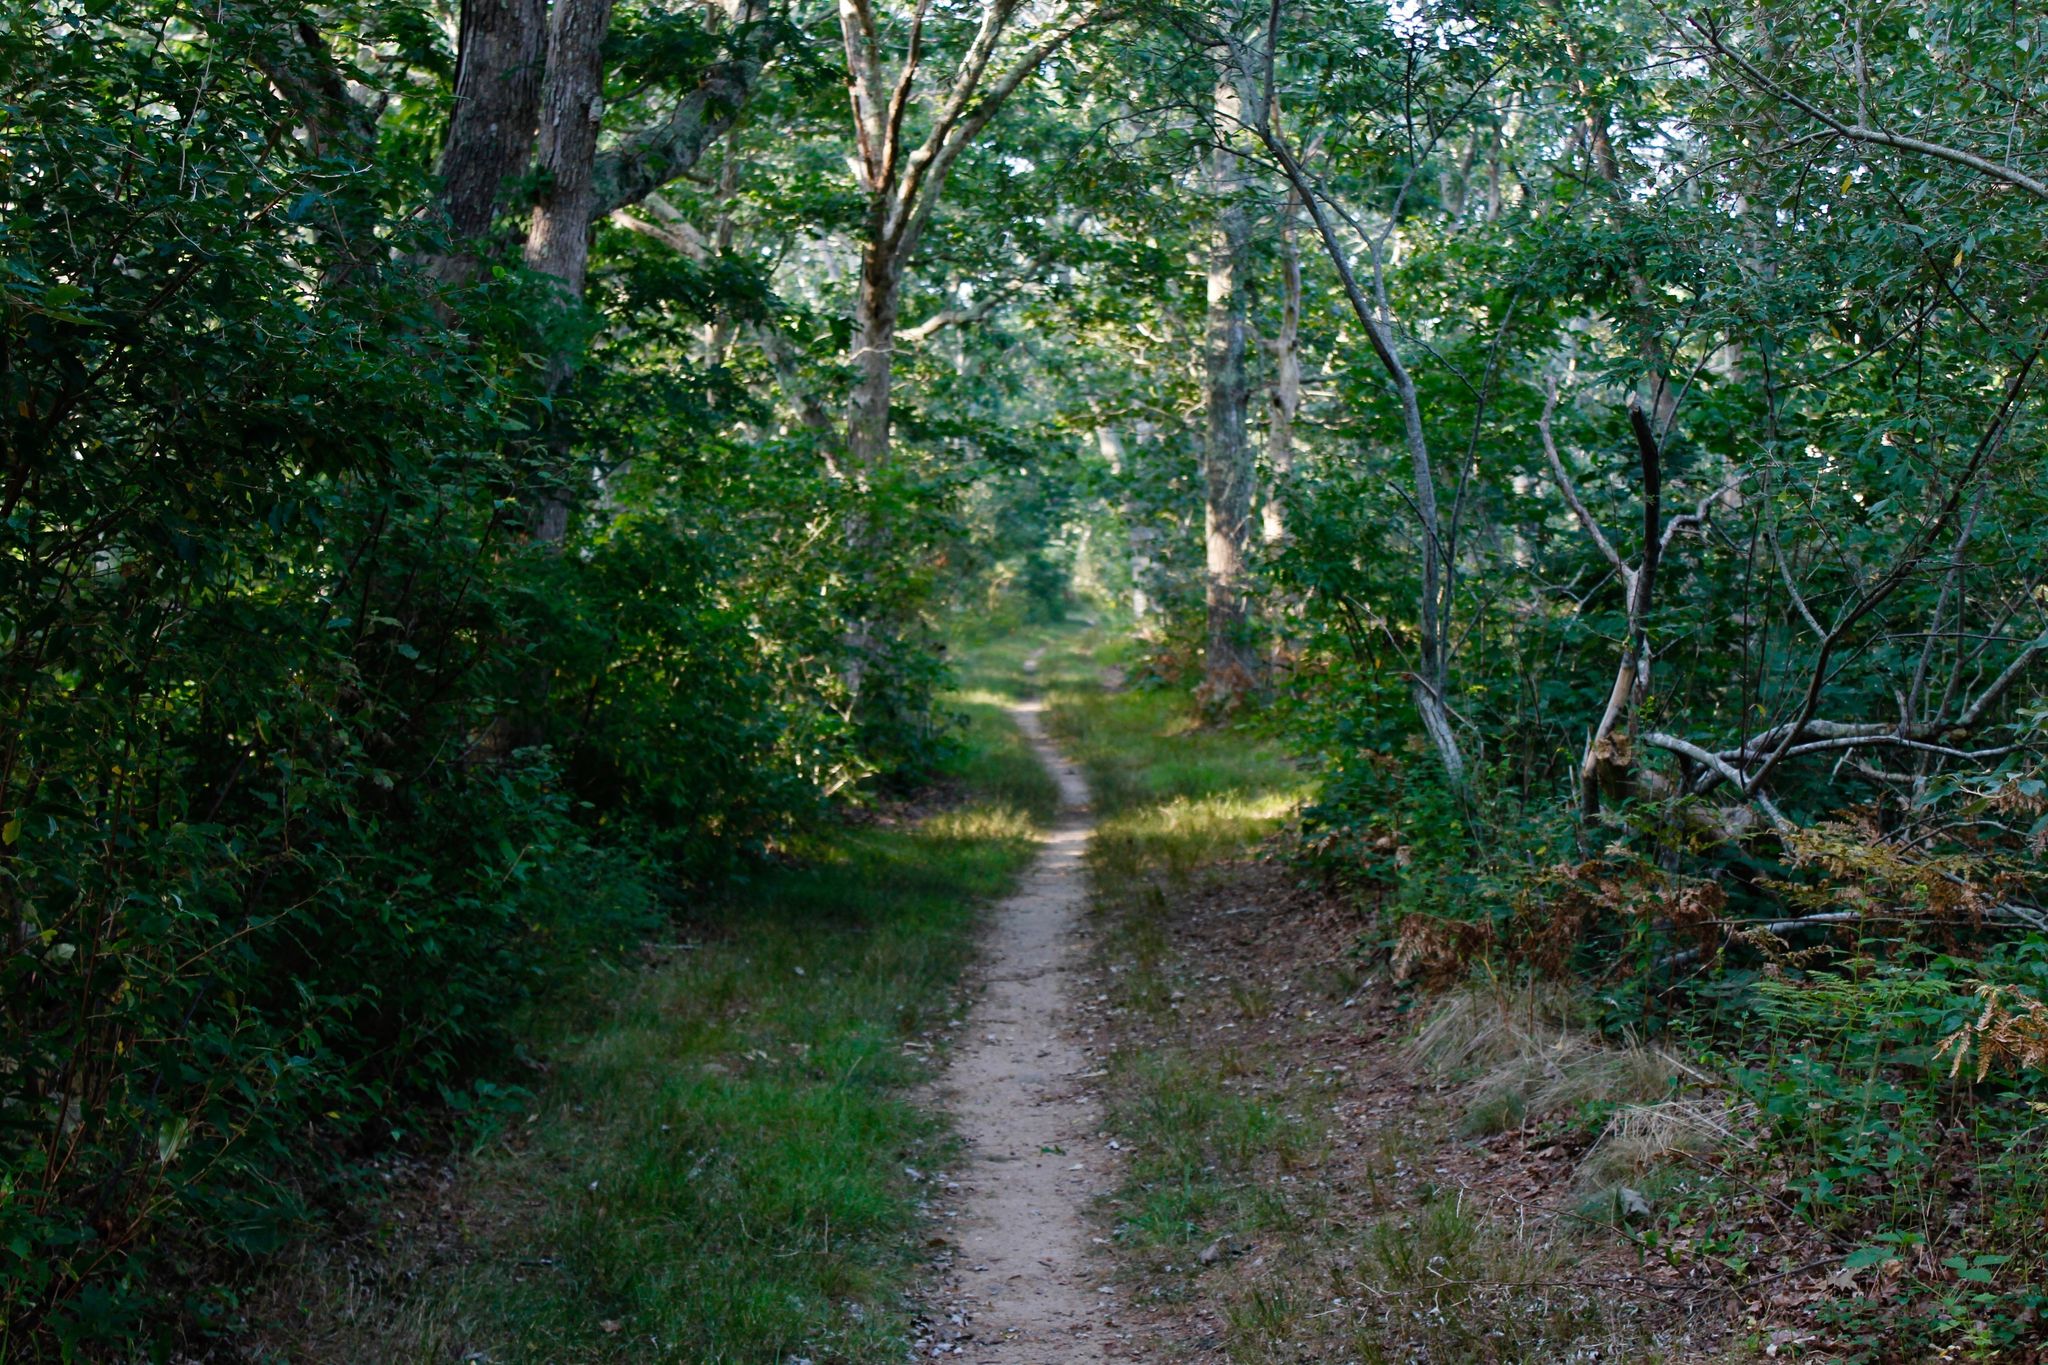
[1034,631,1309,928]
[945,618,1098,702]
[248,641,1055,1364]
[1090,789,1308,900]
[941,672,1061,827]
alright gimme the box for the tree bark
[1260,185,1302,548]
[434,0,547,278]
[847,231,903,472]
[587,0,779,220]
[525,0,614,298]
[523,0,614,544]
[835,0,1102,473]
[1202,70,1257,702]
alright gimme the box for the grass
[1024,625,1725,1363]
[1021,628,1342,1323]
[244,651,1057,1363]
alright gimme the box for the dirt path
[918,698,1122,1363]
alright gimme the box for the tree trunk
[525,0,613,297]
[847,231,903,473]
[1261,187,1302,548]
[434,0,546,279]
[1096,424,1154,621]
[1562,22,1675,433]
[523,0,614,543]
[1202,71,1257,702]
[1256,110,1469,789]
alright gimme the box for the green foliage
[248,692,1048,1362]
[0,3,965,1350]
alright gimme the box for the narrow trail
[921,695,1119,1363]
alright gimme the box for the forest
[2,0,2045,1357]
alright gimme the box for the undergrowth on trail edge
[1049,626,1724,1362]
[1053,613,2048,1362]
[237,670,1055,1363]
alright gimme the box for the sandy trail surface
[917,697,1122,1363]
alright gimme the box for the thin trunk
[1562,23,1675,432]
[433,0,546,280]
[1260,187,1302,548]
[1254,106,1468,788]
[1578,404,1661,815]
[1202,71,1256,701]
[1096,424,1152,620]
[703,132,742,364]
[838,229,902,706]
[828,0,1100,706]
[524,0,614,543]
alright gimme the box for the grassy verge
[1030,630,1331,1321]
[247,671,1056,1363]
[1035,628,1717,1363]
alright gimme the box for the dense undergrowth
[1291,695,2048,1358]
[0,12,958,1350]
[233,669,1055,1361]
[1047,621,2048,1361]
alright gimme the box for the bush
[0,10,944,1348]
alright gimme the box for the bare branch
[1743,339,2044,795]
[1643,731,1796,836]
[1954,633,2048,730]
[1770,526,1826,637]
[898,291,1007,342]
[591,0,779,218]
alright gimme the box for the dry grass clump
[1576,1096,1749,1190]
[1410,987,1718,1148]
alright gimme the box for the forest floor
[240,622,1797,1364]
[1018,624,1766,1365]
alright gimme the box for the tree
[835,0,1106,470]
[1199,59,1259,701]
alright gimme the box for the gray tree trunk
[434,0,546,280]
[1202,71,1257,701]
[524,0,614,543]
[1261,188,1302,548]
[1095,424,1154,621]
[1256,102,1469,789]
[524,0,614,297]
[847,232,904,472]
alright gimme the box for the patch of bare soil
[1078,859,1758,1363]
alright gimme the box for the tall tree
[433,0,548,279]
[1259,180,1301,547]
[1200,59,1258,700]
[836,0,1104,470]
